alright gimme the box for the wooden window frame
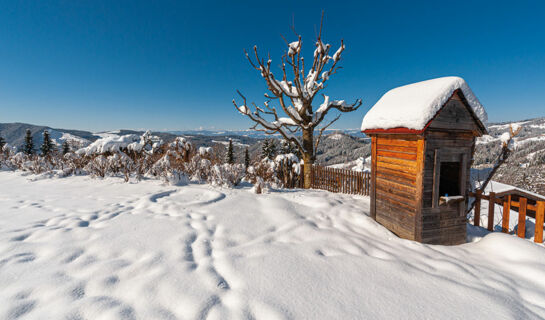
[432,149,468,214]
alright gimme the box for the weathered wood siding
[427,91,482,134]
[418,96,476,244]
[373,134,424,240]
[369,91,482,245]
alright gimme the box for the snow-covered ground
[1,172,545,319]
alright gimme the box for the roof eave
[362,127,425,135]
[362,89,488,137]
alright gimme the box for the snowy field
[1,171,545,319]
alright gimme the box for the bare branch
[314,114,340,154]
[312,96,362,128]
[233,16,363,164]
[467,124,523,214]
[233,91,305,153]
[318,10,324,41]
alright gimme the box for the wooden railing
[470,190,545,244]
[304,165,370,196]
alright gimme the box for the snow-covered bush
[274,153,301,188]
[251,176,265,194]
[164,169,189,186]
[0,130,310,192]
[149,137,192,183]
[85,155,109,178]
[63,152,85,175]
[210,163,245,187]
[170,137,192,162]
[18,156,52,174]
[9,152,27,170]
[186,147,215,182]
[245,158,274,184]
[0,144,14,170]
[108,152,134,182]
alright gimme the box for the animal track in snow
[10,233,30,242]
[149,190,177,203]
[63,249,85,264]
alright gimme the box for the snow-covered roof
[361,76,488,131]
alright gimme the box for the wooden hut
[361,77,488,245]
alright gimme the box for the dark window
[439,162,461,197]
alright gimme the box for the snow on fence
[301,164,370,196]
[470,190,545,243]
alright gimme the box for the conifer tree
[244,147,250,169]
[280,140,289,154]
[261,139,278,160]
[62,141,70,155]
[40,130,56,156]
[280,140,299,157]
[261,139,270,159]
[281,140,301,158]
[226,139,234,164]
[268,139,277,159]
[23,129,34,155]
[0,136,5,151]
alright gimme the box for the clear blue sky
[1,0,544,132]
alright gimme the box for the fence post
[474,190,482,227]
[342,169,345,193]
[487,192,495,231]
[517,197,527,238]
[535,201,544,244]
[502,195,511,233]
[301,164,304,188]
[366,172,370,195]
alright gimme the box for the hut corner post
[414,137,425,242]
[370,136,377,220]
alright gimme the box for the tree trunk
[302,128,314,189]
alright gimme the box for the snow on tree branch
[233,28,361,154]
[468,124,523,214]
[232,15,364,189]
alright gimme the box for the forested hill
[1,118,544,195]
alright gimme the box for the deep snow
[1,171,544,319]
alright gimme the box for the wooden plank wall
[420,131,473,245]
[427,96,482,133]
[373,134,423,241]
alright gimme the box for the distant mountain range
[1,118,544,195]
[166,128,366,139]
[0,123,364,148]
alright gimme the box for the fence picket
[297,164,371,196]
[535,201,544,244]
[474,190,482,227]
[488,192,496,231]
[518,198,527,238]
[502,195,511,233]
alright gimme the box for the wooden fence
[301,164,370,196]
[470,190,545,244]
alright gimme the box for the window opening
[439,162,461,197]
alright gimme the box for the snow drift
[0,172,544,319]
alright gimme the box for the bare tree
[467,124,522,214]
[232,15,362,188]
